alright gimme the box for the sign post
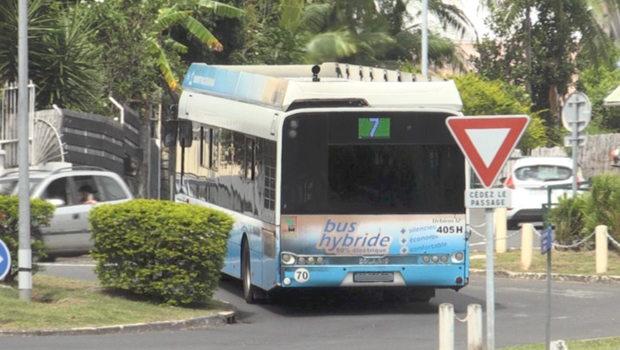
[0,238,12,281]
[541,221,554,350]
[446,115,530,350]
[562,92,591,196]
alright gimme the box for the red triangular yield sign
[446,115,530,188]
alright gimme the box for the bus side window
[233,132,245,174]
[211,128,219,170]
[263,140,276,210]
[220,130,234,168]
[245,138,255,181]
[199,126,218,171]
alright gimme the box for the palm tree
[0,0,104,111]
[279,0,474,69]
[483,0,612,97]
[482,0,611,120]
[278,0,393,64]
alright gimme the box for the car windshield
[514,165,572,182]
[0,179,43,196]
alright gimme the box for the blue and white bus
[175,63,469,303]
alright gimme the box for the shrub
[549,193,589,249]
[584,174,620,244]
[453,73,548,152]
[0,196,55,282]
[90,199,234,305]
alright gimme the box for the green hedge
[549,193,589,249]
[0,195,55,282]
[584,174,620,242]
[90,199,234,305]
[550,174,620,249]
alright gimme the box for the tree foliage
[577,49,620,133]
[474,0,614,144]
[0,0,104,111]
[0,0,244,115]
[235,0,474,70]
[89,0,244,108]
[453,73,546,151]
[229,0,305,64]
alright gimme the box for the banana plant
[147,1,245,91]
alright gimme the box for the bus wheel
[242,240,258,304]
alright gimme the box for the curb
[470,269,620,284]
[0,307,236,337]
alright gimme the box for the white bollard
[495,208,507,254]
[467,304,483,350]
[439,303,455,350]
[596,225,608,274]
[521,223,533,270]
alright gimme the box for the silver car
[0,166,133,258]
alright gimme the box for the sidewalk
[469,268,620,284]
[0,311,236,337]
[469,252,620,284]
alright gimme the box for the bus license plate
[353,272,394,283]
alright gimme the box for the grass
[501,337,620,350]
[469,249,620,275]
[471,250,620,350]
[0,275,228,330]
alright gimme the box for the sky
[442,0,491,42]
[461,0,490,36]
[402,0,491,42]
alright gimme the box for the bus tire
[242,240,258,304]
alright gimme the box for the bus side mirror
[179,120,193,148]
[163,120,178,148]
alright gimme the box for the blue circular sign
[0,238,11,281]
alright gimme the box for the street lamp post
[421,0,429,76]
[18,0,32,302]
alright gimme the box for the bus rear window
[327,144,463,213]
[281,111,465,215]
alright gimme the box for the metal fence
[0,82,35,168]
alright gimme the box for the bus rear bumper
[280,264,468,289]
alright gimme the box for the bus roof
[181,62,463,112]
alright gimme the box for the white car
[0,165,133,259]
[504,156,584,229]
